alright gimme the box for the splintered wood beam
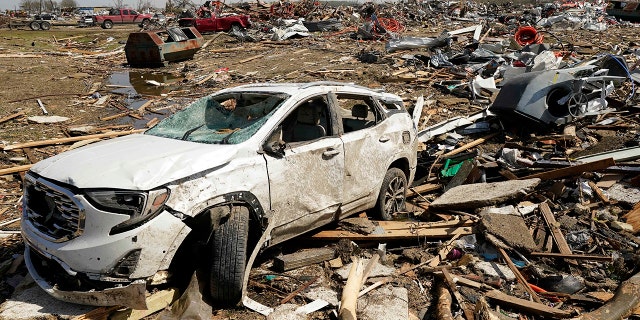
[0,164,33,176]
[441,268,475,320]
[0,111,24,125]
[539,202,577,265]
[3,130,145,151]
[441,132,499,158]
[485,290,572,318]
[529,252,613,261]
[273,248,335,272]
[407,183,440,197]
[309,226,472,241]
[496,247,543,304]
[521,158,615,180]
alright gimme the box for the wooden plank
[0,164,33,176]
[3,130,145,151]
[539,202,577,265]
[442,132,499,158]
[485,290,572,318]
[72,306,122,320]
[310,226,472,241]
[588,181,610,203]
[407,183,440,197]
[375,219,474,230]
[428,232,463,267]
[0,112,24,125]
[110,288,180,320]
[529,252,613,261]
[496,247,542,304]
[273,247,335,272]
[521,158,615,180]
[442,268,475,320]
[239,54,264,64]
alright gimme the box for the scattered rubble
[2,0,640,319]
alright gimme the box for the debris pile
[1,0,640,319]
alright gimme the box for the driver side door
[263,94,344,245]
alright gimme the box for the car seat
[292,102,326,142]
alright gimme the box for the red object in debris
[514,26,544,46]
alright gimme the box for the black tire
[210,206,249,305]
[373,168,407,221]
[29,21,40,30]
[40,21,51,30]
[140,18,150,27]
[102,20,113,29]
[230,23,242,33]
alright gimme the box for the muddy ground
[0,19,639,319]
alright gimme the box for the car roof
[218,81,400,100]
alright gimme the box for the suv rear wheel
[373,168,407,221]
[210,206,249,305]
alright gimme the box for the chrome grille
[24,175,84,242]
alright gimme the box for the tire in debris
[210,205,249,305]
[39,21,51,30]
[29,21,40,30]
[373,167,407,221]
[102,20,113,29]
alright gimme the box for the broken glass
[146,92,289,144]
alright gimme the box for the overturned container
[125,27,204,67]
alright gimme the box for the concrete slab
[473,261,516,281]
[429,178,541,210]
[335,259,395,280]
[481,213,537,252]
[358,286,408,320]
[607,183,640,206]
[0,275,93,320]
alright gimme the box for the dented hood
[30,134,237,190]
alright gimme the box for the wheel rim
[383,176,406,217]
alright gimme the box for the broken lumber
[280,276,320,304]
[72,306,122,320]
[339,257,364,320]
[273,247,335,272]
[529,252,613,261]
[3,129,145,151]
[578,271,640,320]
[485,290,572,318]
[310,226,472,241]
[0,164,33,176]
[496,247,543,304]
[441,268,475,320]
[441,132,499,158]
[539,202,577,265]
[110,288,180,320]
[407,183,440,197]
[522,158,615,180]
[435,282,455,320]
[0,112,24,125]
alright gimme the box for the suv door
[264,94,344,245]
[337,93,400,215]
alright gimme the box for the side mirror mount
[262,126,286,158]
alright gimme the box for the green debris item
[441,159,472,177]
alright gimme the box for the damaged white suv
[21,82,418,309]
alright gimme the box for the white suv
[21,82,419,309]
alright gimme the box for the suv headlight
[85,188,170,234]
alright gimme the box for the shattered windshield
[146,92,289,144]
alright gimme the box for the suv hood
[30,134,237,190]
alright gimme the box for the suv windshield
[146,92,289,144]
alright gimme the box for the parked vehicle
[93,8,153,29]
[178,13,251,33]
[21,82,419,309]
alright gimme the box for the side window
[122,10,130,15]
[282,96,331,143]
[337,94,382,134]
[130,10,138,15]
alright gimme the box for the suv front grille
[24,174,84,242]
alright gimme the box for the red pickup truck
[94,8,153,29]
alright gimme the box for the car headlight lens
[85,188,170,234]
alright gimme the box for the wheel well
[389,157,410,180]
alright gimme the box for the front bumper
[24,246,148,309]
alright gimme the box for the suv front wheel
[210,206,249,305]
[373,168,407,221]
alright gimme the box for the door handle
[323,149,340,157]
[379,136,390,143]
